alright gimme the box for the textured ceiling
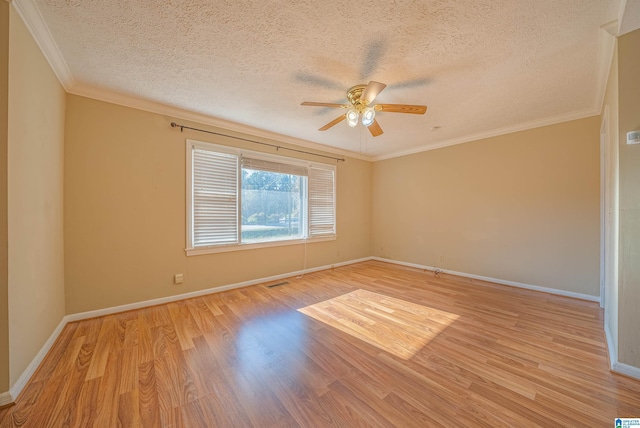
[25,0,627,158]
[620,0,640,35]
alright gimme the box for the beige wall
[372,117,601,296]
[602,41,619,360]
[0,0,9,393]
[64,95,371,314]
[7,7,66,385]
[617,28,640,367]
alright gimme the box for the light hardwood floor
[1,260,639,427]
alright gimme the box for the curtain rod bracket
[170,122,185,133]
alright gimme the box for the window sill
[186,235,336,256]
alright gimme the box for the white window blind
[241,157,308,176]
[187,140,337,254]
[192,148,238,246]
[308,166,336,237]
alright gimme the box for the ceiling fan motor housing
[346,85,368,109]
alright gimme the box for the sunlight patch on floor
[298,289,459,359]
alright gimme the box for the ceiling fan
[301,81,427,137]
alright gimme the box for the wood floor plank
[0,408,9,427]
[85,316,118,381]
[137,360,160,428]
[167,301,200,351]
[0,381,44,427]
[31,323,79,383]
[117,389,141,428]
[184,298,215,334]
[71,377,100,428]
[118,345,139,395]
[93,349,123,427]
[41,351,92,427]
[137,313,155,366]
[318,381,395,428]
[1,260,639,427]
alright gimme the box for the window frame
[186,139,336,256]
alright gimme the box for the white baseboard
[66,257,371,322]
[605,322,640,380]
[604,323,617,370]
[4,316,67,404]
[371,257,600,302]
[612,361,640,380]
[0,390,13,407]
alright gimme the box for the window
[186,140,336,254]
[240,157,306,243]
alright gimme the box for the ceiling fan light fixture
[346,108,359,127]
[361,106,376,127]
[301,80,427,137]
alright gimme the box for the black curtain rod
[170,122,346,163]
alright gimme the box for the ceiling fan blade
[368,119,383,137]
[301,102,348,108]
[319,115,346,131]
[377,104,427,114]
[361,81,387,104]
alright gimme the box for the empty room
[1,0,640,426]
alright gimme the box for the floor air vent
[267,281,289,288]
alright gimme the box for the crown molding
[11,0,73,90]
[601,20,620,37]
[595,21,618,115]
[618,0,628,34]
[68,83,373,162]
[67,82,605,164]
[372,107,599,161]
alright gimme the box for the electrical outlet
[174,273,184,284]
[439,255,445,263]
